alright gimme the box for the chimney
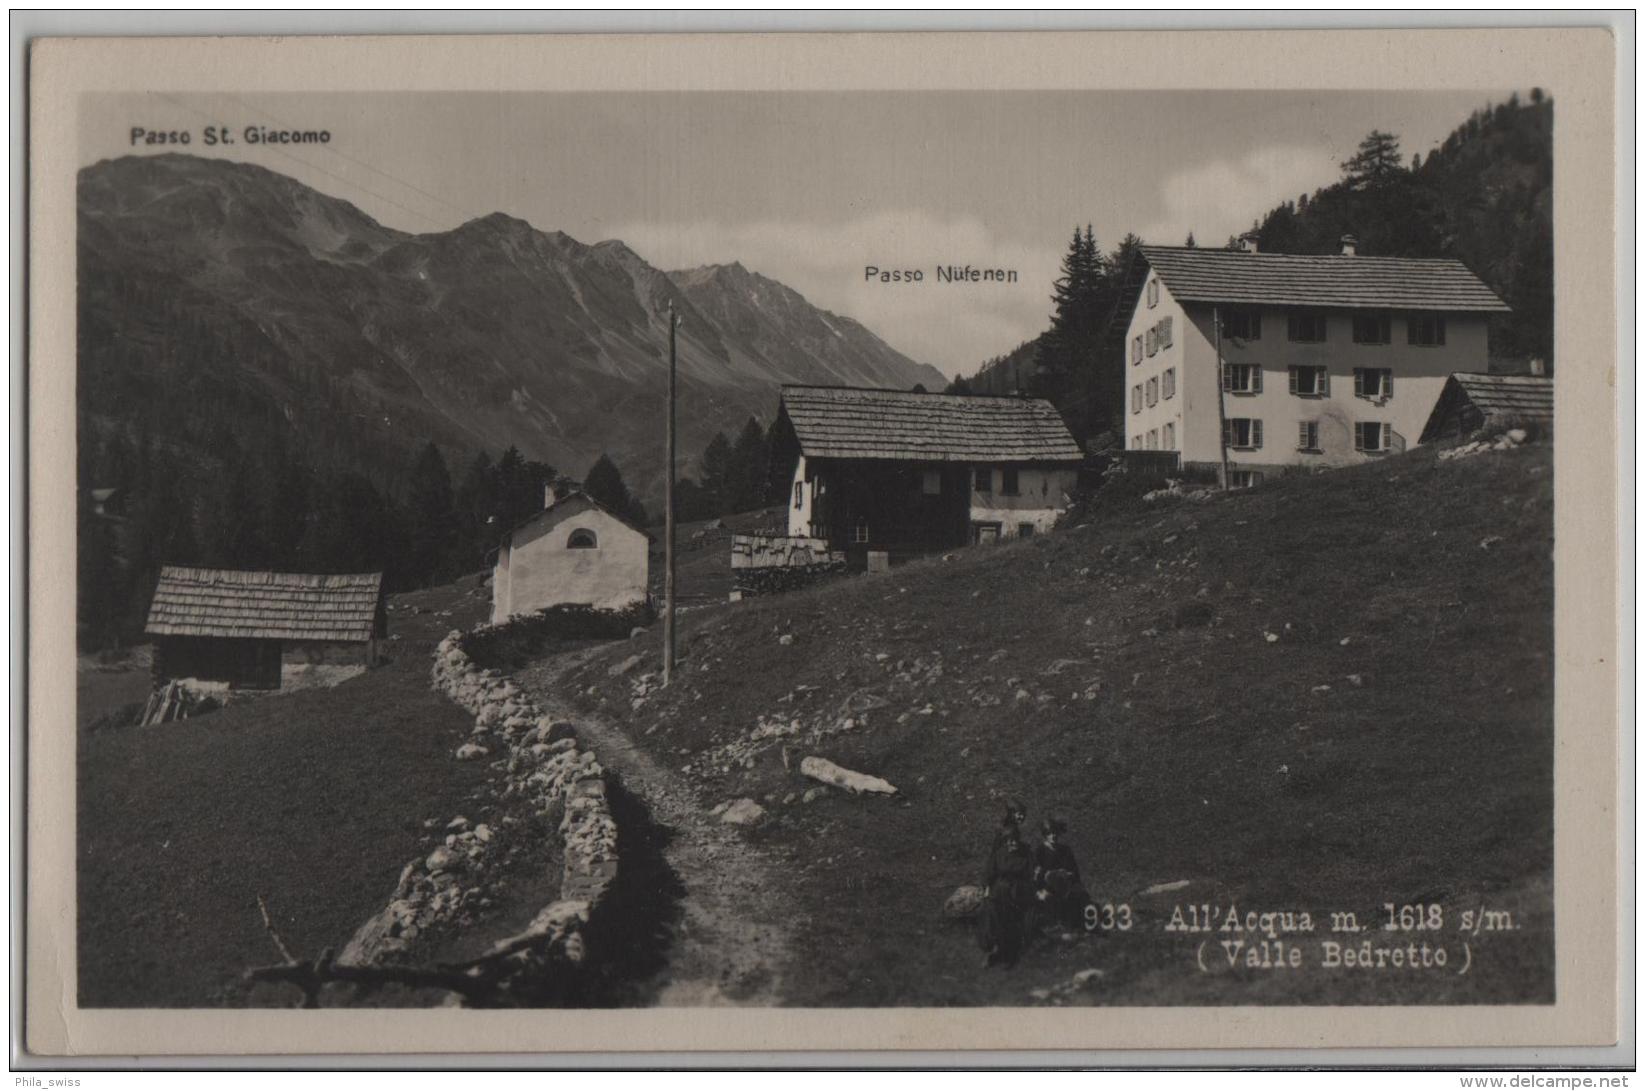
[1529,357,1546,377]
[1238,231,1261,254]
[1339,233,1359,256]
[543,482,558,509]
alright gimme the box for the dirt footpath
[516,648,796,1007]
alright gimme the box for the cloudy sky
[85,89,1506,376]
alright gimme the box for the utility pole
[1213,305,1232,490]
[663,302,680,686]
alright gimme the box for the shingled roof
[145,567,385,642]
[1420,372,1553,442]
[1139,246,1511,313]
[778,385,1083,463]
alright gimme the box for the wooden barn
[1419,372,1554,444]
[144,567,387,690]
[769,385,1085,565]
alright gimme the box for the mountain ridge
[78,153,943,502]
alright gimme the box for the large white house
[1122,238,1511,485]
[491,490,650,623]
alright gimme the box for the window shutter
[1252,420,1263,449]
[1252,367,1263,394]
[1321,369,1330,397]
[1353,369,1365,397]
[1288,367,1299,395]
[1162,316,1173,347]
[1383,371,1393,397]
[1297,421,1309,449]
[1382,423,1392,451]
[1222,364,1232,392]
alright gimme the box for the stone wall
[729,534,848,599]
[336,628,620,1000]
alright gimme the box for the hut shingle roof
[779,385,1084,463]
[1139,246,1511,313]
[1448,372,1554,420]
[144,567,384,642]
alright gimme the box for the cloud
[605,211,1057,378]
[1138,145,1343,247]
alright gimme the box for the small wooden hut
[1419,372,1554,444]
[144,567,387,690]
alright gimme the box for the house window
[1158,316,1174,349]
[1222,309,1261,341]
[567,528,598,549]
[1001,467,1020,496]
[1289,365,1328,397]
[1222,362,1262,394]
[921,470,942,495]
[1162,367,1176,399]
[1352,314,1391,344]
[1132,336,1143,365]
[1355,421,1393,453]
[1147,278,1160,308]
[1146,377,1159,407]
[1146,428,1159,450]
[1297,420,1320,452]
[974,466,992,493]
[1407,314,1447,346]
[1223,418,1263,450]
[1132,434,1143,449]
[1146,328,1158,356]
[793,481,804,509]
[1227,469,1265,489]
[1287,312,1328,342]
[1018,523,1036,539]
[1132,384,1143,414]
[1163,422,1176,450]
[852,523,870,544]
[1354,368,1393,399]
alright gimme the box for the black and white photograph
[22,25,1625,1062]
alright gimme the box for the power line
[219,92,482,222]
[147,91,459,231]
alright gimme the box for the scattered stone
[1346,674,1364,687]
[1264,631,1280,643]
[1479,535,1504,550]
[800,755,897,795]
[609,654,644,677]
[446,816,470,832]
[455,742,489,761]
[1311,684,1332,695]
[719,798,766,825]
[425,846,462,873]
[778,634,794,646]
[943,884,986,920]
[803,787,827,804]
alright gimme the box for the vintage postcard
[23,27,1623,1061]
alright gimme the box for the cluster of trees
[76,423,647,650]
[1243,93,1552,366]
[672,416,784,522]
[959,91,1554,439]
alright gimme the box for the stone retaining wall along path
[336,629,620,1001]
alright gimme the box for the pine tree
[1342,130,1404,190]
[1184,231,1197,248]
[698,432,734,513]
[730,417,769,513]
[584,453,643,526]
[406,442,458,586]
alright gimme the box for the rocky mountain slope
[78,154,942,500]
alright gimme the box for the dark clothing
[978,835,1035,963]
[1032,839,1093,932]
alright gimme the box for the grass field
[555,443,1555,1006]
[76,579,494,1006]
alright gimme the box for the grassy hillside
[77,580,494,1006]
[557,443,1554,1005]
